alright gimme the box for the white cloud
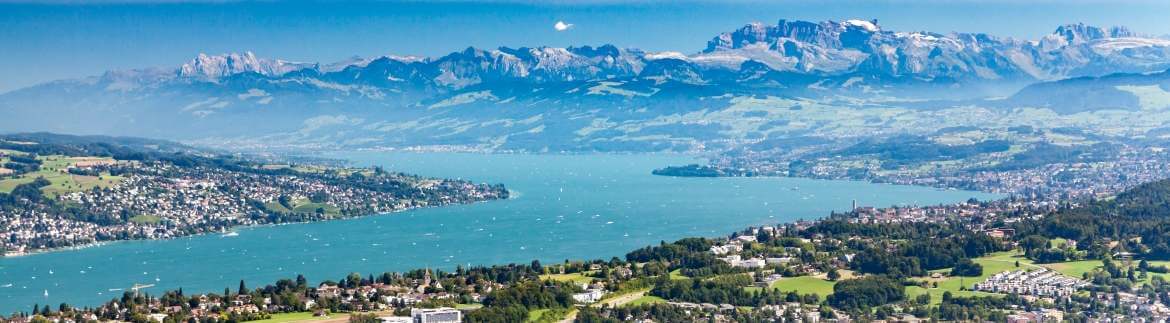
[554,21,574,32]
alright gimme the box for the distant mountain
[4,19,1170,152]
[699,20,1170,81]
[1007,69,1170,114]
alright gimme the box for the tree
[1020,235,1049,255]
[950,258,983,277]
[826,276,905,311]
[827,268,841,281]
[278,195,292,209]
[238,280,248,295]
[296,274,308,289]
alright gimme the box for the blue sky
[2,0,1170,93]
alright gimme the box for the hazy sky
[3,0,1170,93]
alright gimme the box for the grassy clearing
[264,202,293,213]
[454,303,483,310]
[668,269,688,280]
[128,214,162,225]
[0,148,29,156]
[263,199,341,216]
[1049,237,1075,250]
[540,272,596,285]
[1042,260,1102,278]
[0,155,125,197]
[625,295,666,306]
[248,312,347,323]
[525,308,570,323]
[769,276,836,296]
[596,288,651,308]
[292,202,341,215]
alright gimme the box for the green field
[128,214,162,225]
[625,295,666,306]
[525,308,570,323]
[264,198,342,216]
[0,155,125,197]
[292,202,341,215]
[1042,260,1102,278]
[1049,237,1075,250]
[248,312,347,323]
[541,271,596,285]
[454,303,483,310]
[769,276,837,296]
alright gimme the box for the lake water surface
[0,153,1000,313]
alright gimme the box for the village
[707,145,1170,201]
[0,156,507,255]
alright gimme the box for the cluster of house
[1002,308,1065,323]
[759,302,838,322]
[848,198,1057,227]
[63,268,490,322]
[952,147,1170,199]
[711,235,769,269]
[2,160,503,254]
[973,268,1088,298]
[665,301,849,323]
[711,232,802,271]
[0,208,106,255]
[1088,291,1170,322]
[746,144,1170,200]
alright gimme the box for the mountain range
[4,19,1170,152]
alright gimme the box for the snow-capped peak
[178,51,315,80]
[843,19,880,32]
[644,51,689,61]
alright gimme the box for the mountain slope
[1007,69,1170,114]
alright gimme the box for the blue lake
[0,152,1000,313]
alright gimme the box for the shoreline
[0,196,510,259]
[4,167,994,260]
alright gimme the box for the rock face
[178,52,318,80]
[699,19,1170,81]
[3,19,1170,151]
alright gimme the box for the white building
[573,288,607,303]
[710,244,743,255]
[411,308,461,323]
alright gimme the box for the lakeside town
[667,144,1170,201]
[0,142,508,256]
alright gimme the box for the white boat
[221,231,240,237]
